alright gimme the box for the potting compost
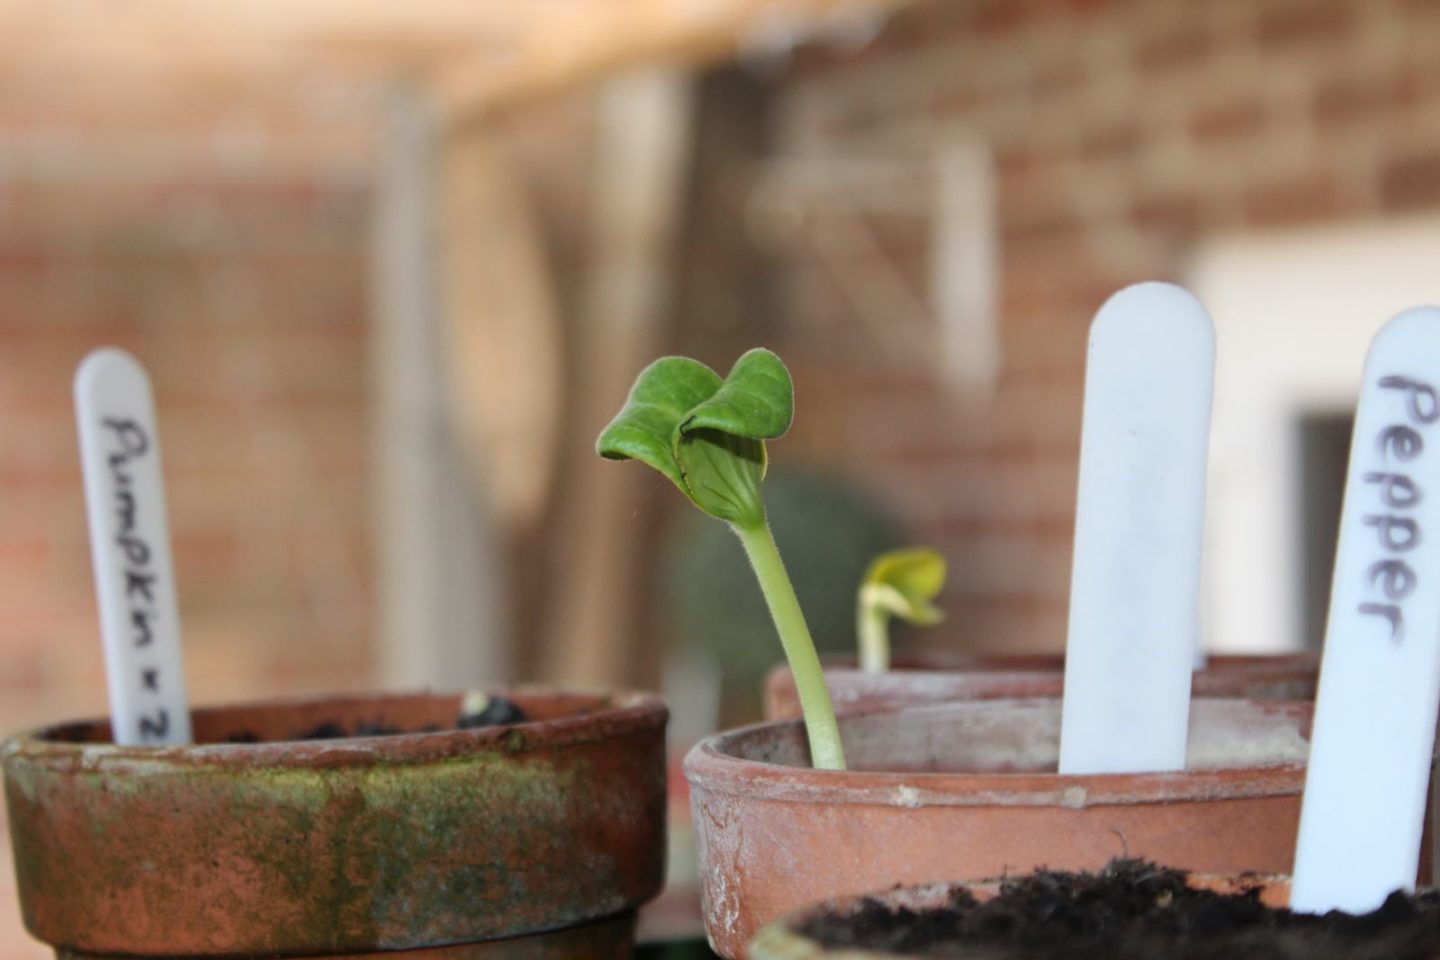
[224,695,528,742]
[797,860,1440,960]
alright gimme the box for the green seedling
[597,348,846,770]
[857,547,946,673]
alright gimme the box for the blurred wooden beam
[438,125,563,534]
[537,66,694,689]
[373,84,513,689]
[0,1,539,51]
[0,0,538,111]
[0,0,921,137]
[436,0,912,119]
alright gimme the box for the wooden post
[372,84,512,688]
[538,67,694,688]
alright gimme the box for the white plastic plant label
[1059,283,1215,775]
[74,349,192,746]
[1291,306,1440,914]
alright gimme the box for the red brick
[0,537,52,568]
[1314,72,1422,126]
[1256,1,1356,51]
[878,456,1079,531]
[1077,121,1143,164]
[1243,173,1355,226]
[1029,61,1088,105]
[972,0,1039,35]
[0,637,51,691]
[942,535,1074,602]
[170,531,243,571]
[0,248,52,277]
[1381,150,1440,210]
[1135,25,1215,74]
[931,594,1070,652]
[1064,0,1115,17]
[988,376,1085,443]
[1190,99,1268,144]
[995,140,1064,183]
[999,208,1093,246]
[847,392,983,462]
[1131,193,1202,237]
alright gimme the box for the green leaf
[861,547,946,625]
[675,428,767,527]
[682,348,794,448]
[597,349,795,529]
[596,356,723,493]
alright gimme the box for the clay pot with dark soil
[3,689,667,959]
[686,697,1314,958]
[746,863,1439,959]
[763,651,1319,721]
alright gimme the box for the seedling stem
[735,520,845,770]
[857,586,892,673]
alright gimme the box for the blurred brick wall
[0,174,376,730]
[0,167,375,955]
[768,0,1440,654]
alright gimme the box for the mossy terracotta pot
[763,652,1319,721]
[747,873,1296,959]
[686,698,1312,958]
[3,689,668,959]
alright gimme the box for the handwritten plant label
[74,349,192,746]
[1059,283,1214,775]
[1291,307,1440,914]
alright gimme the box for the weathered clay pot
[747,873,1296,959]
[3,689,667,959]
[686,697,1312,958]
[763,651,1319,721]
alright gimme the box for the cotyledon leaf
[862,547,947,625]
[595,356,723,494]
[599,349,795,528]
[680,348,795,454]
[675,428,767,527]
[672,349,793,527]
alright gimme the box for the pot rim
[3,686,667,774]
[684,698,1308,808]
[794,650,1320,681]
[854,872,1292,905]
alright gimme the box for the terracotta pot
[686,697,1312,958]
[763,651,1319,721]
[3,689,668,959]
[747,873,1298,959]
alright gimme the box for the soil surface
[223,695,529,743]
[797,860,1440,960]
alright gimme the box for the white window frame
[1189,216,1440,654]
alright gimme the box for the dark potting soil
[796,859,1440,960]
[456,695,527,729]
[222,695,528,744]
